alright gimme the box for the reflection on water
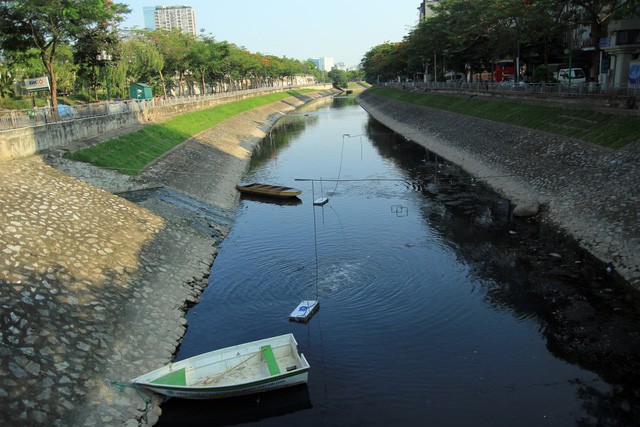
[158,97,640,426]
[158,385,312,426]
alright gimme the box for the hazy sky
[120,0,422,67]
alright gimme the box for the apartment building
[144,5,197,37]
[418,0,440,22]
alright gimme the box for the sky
[119,0,422,68]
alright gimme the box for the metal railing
[0,84,329,132]
[388,80,640,98]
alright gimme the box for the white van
[556,68,586,85]
[445,71,465,83]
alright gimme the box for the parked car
[556,68,586,85]
[499,76,525,87]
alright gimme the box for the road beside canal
[357,90,640,288]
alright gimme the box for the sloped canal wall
[357,90,640,288]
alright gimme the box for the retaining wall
[0,85,332,161]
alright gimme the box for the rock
[513,201,540,217]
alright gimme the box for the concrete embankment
[0,88,339,426]
[357,90,640,287]
[0,85,334,161]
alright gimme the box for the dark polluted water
[157,97,640,426]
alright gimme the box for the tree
[150,29,195,96]
[118,34,165,97]
[328,69,349,88]
[0,0,129,108]
[52,44,77,97]
[74,25,121,100]
[203,40,230,93]
[0,48,44,97]
[186,35,227,95]
[361,42,406,83]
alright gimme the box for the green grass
[67,90,315,175]
[369,86,640,149]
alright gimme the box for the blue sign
[630,62,640,85]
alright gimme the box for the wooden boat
[132,334,310,399]
[236,183,302,199]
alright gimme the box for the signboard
[23,76,50,92]
[629,62,640,85]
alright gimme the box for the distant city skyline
[120,0,422,68]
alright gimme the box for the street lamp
[96,50,113,100]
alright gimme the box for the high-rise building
[308,57,334,71]
[145,5,197,37]
[318,57,334,72]
[143,7,156,30]
[418,0,440,21]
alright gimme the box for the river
[157,96,639,426]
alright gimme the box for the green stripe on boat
[261,345,281,375]
[151,367,186,386]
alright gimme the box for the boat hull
[139,370,309,399]
[236,183,302,199]
[132,333,309,400]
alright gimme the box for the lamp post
[433,50,437,82]
[96,50,113,100]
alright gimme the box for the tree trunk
[93,66,99,101]
[159,69,168,98]
[589,22,602,80]
[40,50,57,110]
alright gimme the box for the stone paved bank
[0,89,338,426]
[357,90,640,288]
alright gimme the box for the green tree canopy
[362,0,640,83]
[0,0,130,108]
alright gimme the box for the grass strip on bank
[67,90,315,175]
[368,86,639,149]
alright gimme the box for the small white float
[288,300,319,323]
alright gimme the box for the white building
[150,5,197,37]
[318,57,335,71]
[418,0,440,21]
[601,17,640,86]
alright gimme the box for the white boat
[132,334,310,399]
